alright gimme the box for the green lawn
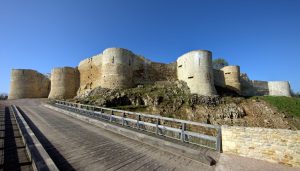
[258,96,300,118]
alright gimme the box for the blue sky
[1,0,300,93]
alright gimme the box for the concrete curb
[12,105,58,171]
[44,104,216,166]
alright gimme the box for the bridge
[0,99,296,171]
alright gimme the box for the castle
[8,48,291,99]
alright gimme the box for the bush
[0,93,8,100]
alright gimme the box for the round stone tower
[221,66,241,94]
[177,50,217,96]
[268,81,291,97]
[48,67,79,99]
[8,69,50,99]
[100,48,134,89]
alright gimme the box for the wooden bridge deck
[4,99,212,171]
[0,104,32,171]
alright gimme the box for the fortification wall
[177,50,217,96]
[147,62,177,82]
[221,66,241,94]
[100,48,134,89]
[76,48,177,94]
[132,56,151,85]
[78,54,102,94]
[213,69,225,87]
[8,69,50,99]
[222,126,300,167]
[268,81,291,97]
[132,56,177,85]
[252,80,269,96]
[48,67,79,99]
[240,73,255,96]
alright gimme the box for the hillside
[73,81,300,130]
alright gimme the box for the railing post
[156,118,160,135]
[100,109,103,118]
[216,127,222,152]
[137,115,141,129]
[110,111,114,122]
[122,112,125,126]
[181,122,186,142]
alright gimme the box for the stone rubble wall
[8,69,50,99]
[222,125,300,167]
[77,54,102,94]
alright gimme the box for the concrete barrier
[11,105,58,171]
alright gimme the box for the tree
[213,58,229,70]
[0,93,8,100]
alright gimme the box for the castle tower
[268,81,291,97]
[48,67,79,99]
[221,66,242,94]
[177,50,217,96]
[100,48,134,89]
[8,69,50,99]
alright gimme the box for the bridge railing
[54,100,222,152]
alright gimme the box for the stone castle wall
[213,66,241,94]
[8,69,50,99]
[78,54,102,93]
[77,48,177,96]
[8,47,293,99]
[268,81,291,97]
[221,66,241,94]
[177,50,217,96]
[222,125,300,167]
[48,67,79,99]
[101,48,134,89]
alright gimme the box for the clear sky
[1,0,300,94]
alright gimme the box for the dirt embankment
[74,81,300,130]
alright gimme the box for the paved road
[7,99,210,171]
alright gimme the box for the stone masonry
[222,125,300,167]
[8,47,292,99]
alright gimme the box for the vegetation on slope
[258,96,300,118]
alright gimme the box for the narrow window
[112,56,114,63]
[188,76,194,79]
[225,72,231,75]
[178,65,182,68]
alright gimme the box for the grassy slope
[258,96,300,118]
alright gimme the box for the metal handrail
[54,100,222,152]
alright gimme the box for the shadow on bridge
[17,107,75,171]
[0,107,32,171]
